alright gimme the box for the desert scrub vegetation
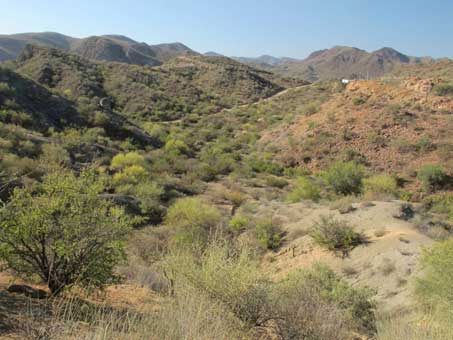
[363,174,399,199]
[164,197,223,247]
[321,161,365,196]
[33,242,376,340]
[287,176,321,202]
[0,167,135,295]
[311,215,363,255]
[416,238,453,307]
[422,193,453,223]
[160,242,375,339]
[254,218,283,250]
[433,82,453,96]
[377,309,453,340]
[417,164,448,192]
[265,175,289,188]
[352,96,368,105]
[229,216,249,234]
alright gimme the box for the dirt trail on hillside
[163,84,310,124]
[223,84,310,112]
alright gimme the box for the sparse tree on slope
[0,168,134,295]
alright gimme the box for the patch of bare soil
[250,200,433,313]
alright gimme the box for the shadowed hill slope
[14,45,287,122]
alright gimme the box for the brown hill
[238,46,433,82]
[0,32,197,65]
[258,61,453,178]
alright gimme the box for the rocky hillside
[0,32,197,65]
[258,62,453,185]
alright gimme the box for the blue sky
[1,0,452,58]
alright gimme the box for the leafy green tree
[0,168,134,295]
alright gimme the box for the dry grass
[377,308,453,340]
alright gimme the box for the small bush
[433,83,453,96]
[353,97,367,105]
[255,219,283,250]
[277,264,376,335]
[164,139,189,156]
[287,176,321,202]
[165,198,222,247]
[111,152,145,170]
[229,216,248,234]
[222,190,246,210]
[321,161,365,195]
[302,102,320,116]
[417,164,447,192]
[265,176,289,188]
[248,157,284,176]
[311,215,363,254]
[423,193,453,222]
[363,174,398,198]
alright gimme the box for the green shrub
[255,219,283,250]
[164,139,189,156]
[142,122,168,144]
[132,181,164,220]
[165,198,222,246]
[353,97,367,105]
[222,190,246,212]
[287,176,321,202]
[279,264,376,334]
[111,152,146,170]
[113,165,148,184]
[424,193,453,221]
[165,241,375,338]
[302,102,320,116]
[433,83,453,96]
[229,216,248,234]
[311,215,363,254]
[417,164,447,192]
[363,174,398,197]
[321,161,365,195]
[265,176,289,188]
[199,146,234,179]
[248,157,284,176]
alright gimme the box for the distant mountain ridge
[0,32,436,81]
[234,46,435,81]
[0,32,197,65]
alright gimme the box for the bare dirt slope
[250,200,433,313]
